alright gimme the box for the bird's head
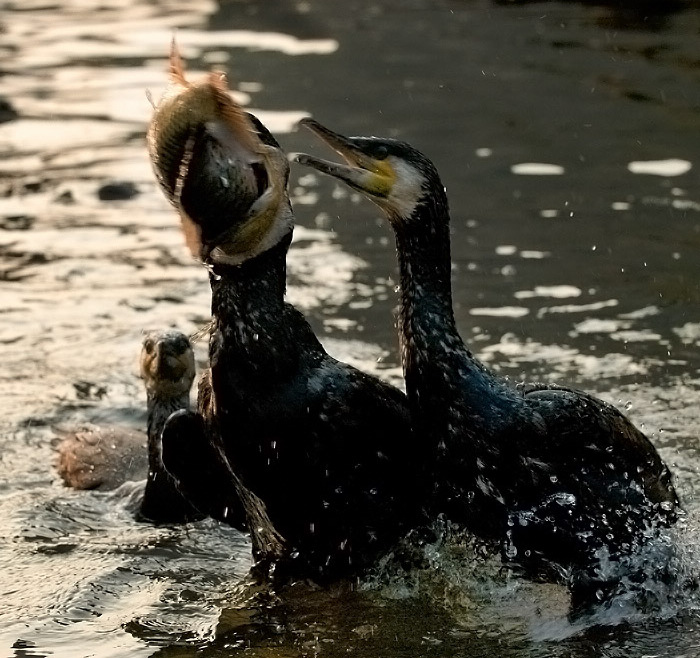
[140,330,196,399]
[295,117,445,227]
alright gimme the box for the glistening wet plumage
[296,119,680,602]
[147,75,425,579]
[55,330,202,524]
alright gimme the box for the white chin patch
[385,158,424,219]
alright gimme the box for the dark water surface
[2,0,700,655]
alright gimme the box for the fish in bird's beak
[147,39,274,259]
[295,118,396,200]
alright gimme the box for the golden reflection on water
[2,0,700,655]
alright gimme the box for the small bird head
[296,117,444,227]
[140,330,196,399]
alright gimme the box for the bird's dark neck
[391,189,504,477]
[209,232,290,330]
[146,391,191,470]
[140,389,194,522]
[394,195,462,362]
[206,232,319,381]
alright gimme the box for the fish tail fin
[169,35,188,85]
[208,71,265,156]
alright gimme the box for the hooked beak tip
[298,117,317,130]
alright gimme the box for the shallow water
[2,0,700,655]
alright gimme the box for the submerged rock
[54,189,75,205]
[97,181,140,201]
[0,214,34,231]
[0,97,19,123]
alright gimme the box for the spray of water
[361,513,700,641]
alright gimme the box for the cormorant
[159,370,287,568]
[147,52,425,581]
[56,330,203,524]
[296,118,680,596]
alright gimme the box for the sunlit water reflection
[2,0,700,656]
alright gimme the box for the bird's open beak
[295,118,394,198]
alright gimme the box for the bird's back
[521,384,677,509]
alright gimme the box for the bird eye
[373,145,389,160]
[144,338,155,354]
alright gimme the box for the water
[2,0,700,655]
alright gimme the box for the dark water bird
[56,330,203,524]
[147,47,424,581]
[296,118,680,600]
[159,371,286,568]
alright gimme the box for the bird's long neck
[146,391,191,472]
[140,388,194,522]
[209,232,290,330]
[394,195,464,366]
[207,232,307,377]
[393,193,491,431]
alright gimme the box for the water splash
[362,512,700,644]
